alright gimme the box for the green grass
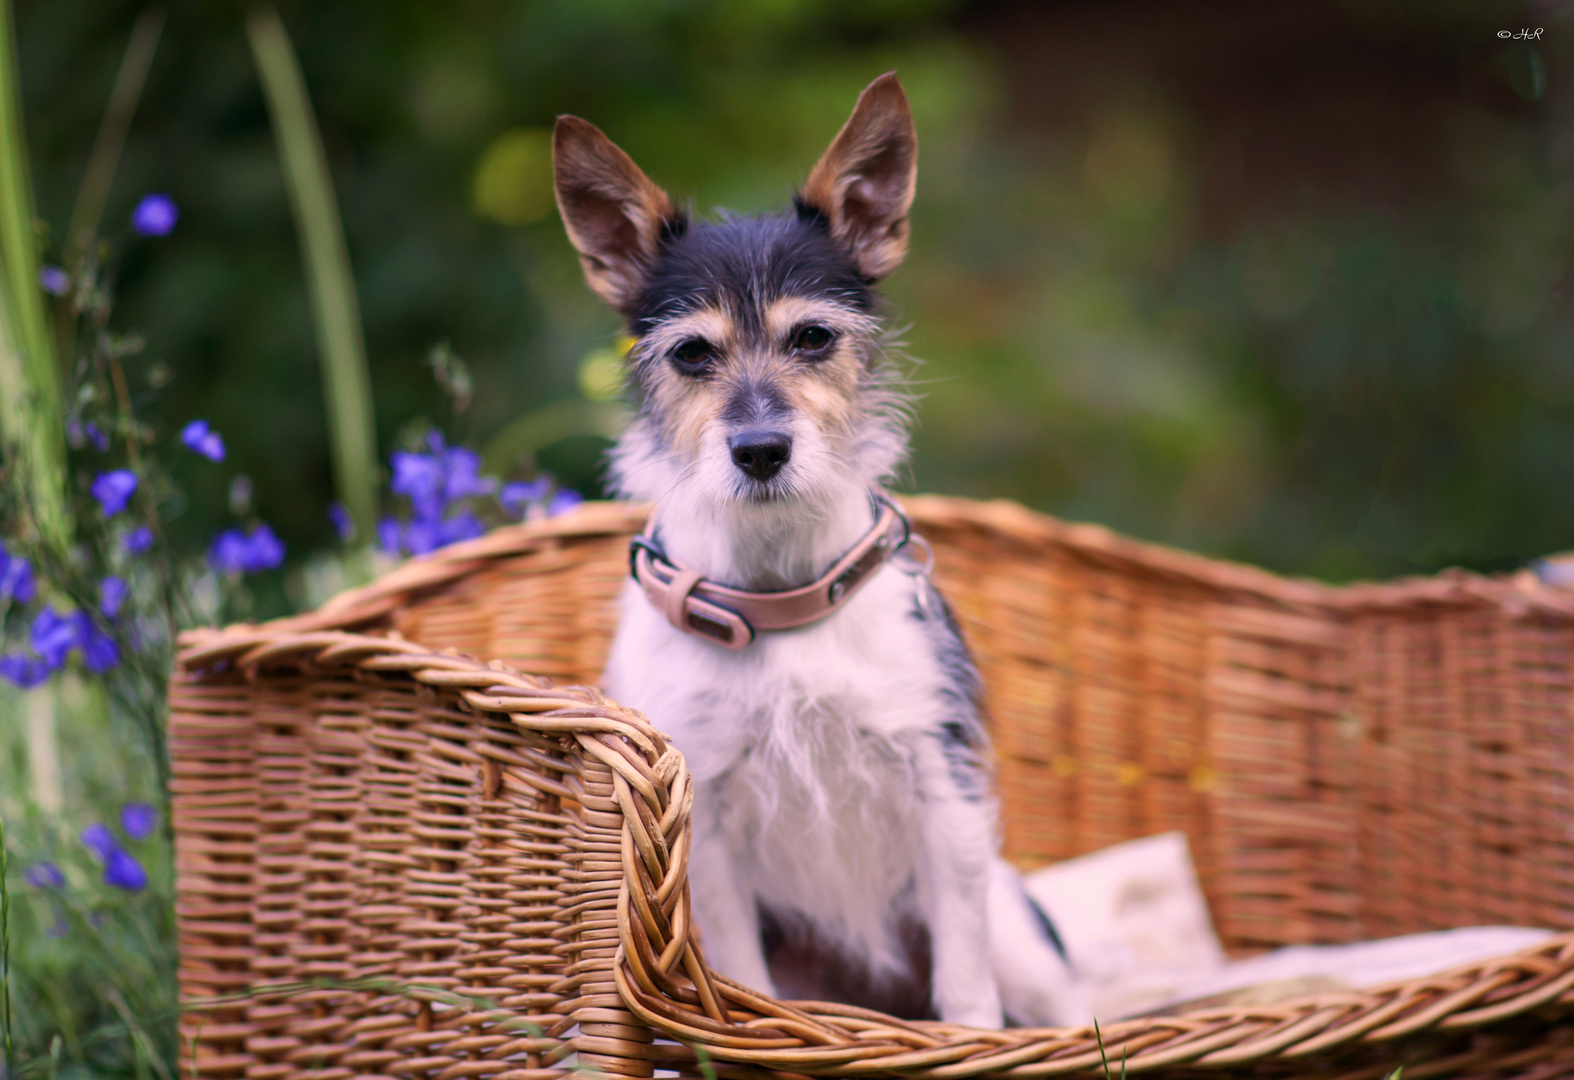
[246,5,379,542]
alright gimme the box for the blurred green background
[18,0,1573,583]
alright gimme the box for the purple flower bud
[0,545,34,603]
[91,470,138,517]
[548,489,584,517]
[123,525,154,555]
[328,502,355,542]
[82,822,118,861]
[426,429,447,454]
[499,479,550,516]
[69,417,111,452]
[131,193,178,236]
[180,419,226,462]
[39,264,70,296]
[0,653,50,688]
[376,516,402,555]
[443,447,497,502]
[121,802,157,840]
[25,862,65,889]
[31,606,77,669]
[103,847,147,891]
[100,575,128,619]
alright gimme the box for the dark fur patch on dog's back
[631,210,874,341]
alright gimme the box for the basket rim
[174,626,1574,1074]
[191,496,1574,651]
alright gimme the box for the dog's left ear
[800,72,917,282]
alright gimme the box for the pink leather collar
[629,496,911,649]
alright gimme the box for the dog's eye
[792,325,835,355]
[671,339,714,373]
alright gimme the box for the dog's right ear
[553,116,680,312]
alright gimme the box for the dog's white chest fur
[605,566,941,973]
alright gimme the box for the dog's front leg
[687,795,777,996]
[913,737,1004,1028]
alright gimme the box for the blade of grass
[62,7,164,272]
[55,7,164,372]
[2,814,13,1080]
[247,6,378,539]
[0,0,67,549]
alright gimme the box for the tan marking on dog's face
[633,295,878,461]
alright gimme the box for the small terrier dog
[554,73,1085,1028]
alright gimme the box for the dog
[553,72,1087,1029]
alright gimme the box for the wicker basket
[171,497,1574,1079]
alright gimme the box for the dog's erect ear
[800,72,917,282]
[553,116,679,312]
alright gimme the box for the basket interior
[289,497,1574,955]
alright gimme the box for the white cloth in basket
[1023,832,1553,1020]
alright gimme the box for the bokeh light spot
[472,128,555,226]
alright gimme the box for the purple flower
[499,479,550,516]
[376,516,401,555]
[103,847,147,891]
[0,653,50,688]
[180,419,226,462]
[404,517,442,556]
[328,502,355,542]
[81,823,118,861]
[91,470,138,517]
[208,524,285,574]
[25,862,65,889]
[548,489,584,517]
[131,193,178,236]
[100,575,128,619]
[31,606,77,669]
[0,543,35,603]
[391,451,445,521]
[123,525,154,554]
[245,523,285,570]
[81,627,120,673]
[121,802,157,840]
[439,511,486,546]
[207,530,250,574]
[443,447,496,501]
[39,264,70,296]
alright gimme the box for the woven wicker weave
[172,497,1574,1078]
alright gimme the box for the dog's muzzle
[629,495,914,649]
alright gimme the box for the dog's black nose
[729,431,792,481]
